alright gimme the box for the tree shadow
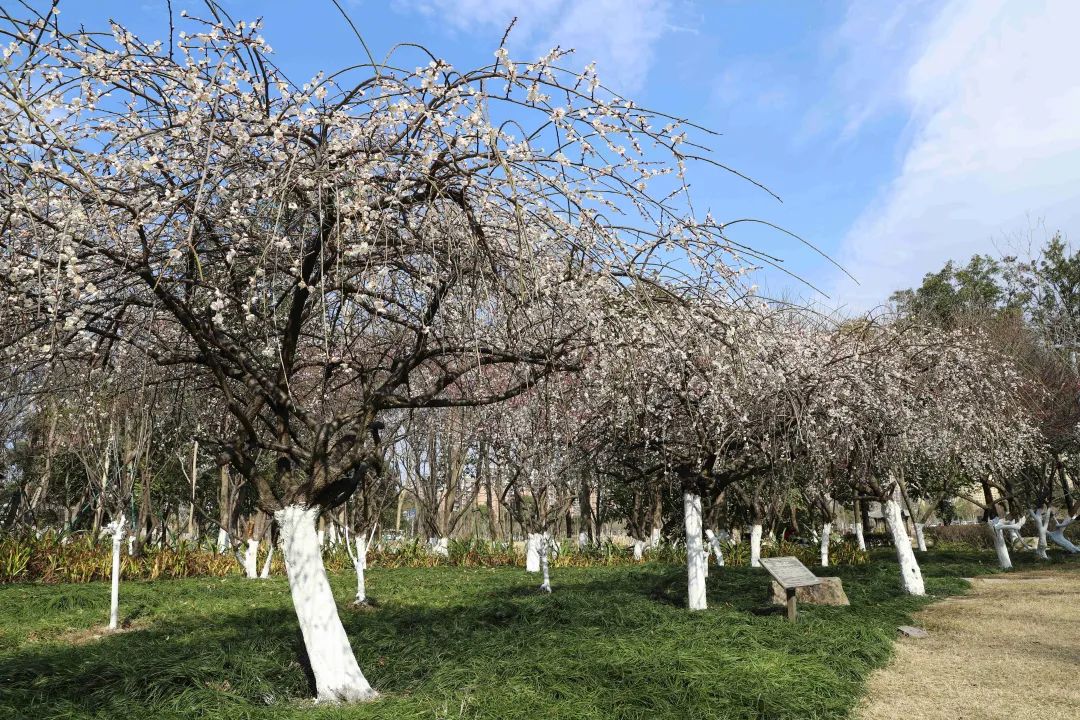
[5,554,1074,719]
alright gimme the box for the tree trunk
[913,522,927,552]
[684,492,706,610]
[1047,516,1079,553]
[883,490,924,595]
[1058,463,1075,515]
[186,440,199,540]
[260,525,275,578]
[820,522,831,567]
[859,497,871,535]
[525,532,541,572]
[749,523,763,568]
[989,519,1013,570]
[649,485,663,547]
[1029,508,1049,560]
[579,478,596,543]
[217,465,232,553]
[705,529,724,566]
[632,539,644,561]
[854,521,866,551]
[539,532,552,593]
[275,505,376,703]
[353,535,368,604]
[108,518,125,630]
[244,538,259,578]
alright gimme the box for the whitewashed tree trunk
[989,520,1012,569]
[429,536,449,558]
[632,539,644,561]
[353,536,368,604]
[731,527,741,545]
[749,523,762,568]
[683,492,707,611]
[989,516,1025,569]
[525,533,541,572]
[1029,508,1050,560]
[327,522,339,547]
[578,531,589,548]
[820,522,831,567]
[216,527,230,554]
[539,532,552,593]
[244,538,260,578]
[913,522,927,552]
[1047,515,1079,553]
[276,505,375,703]
[107,518,125,630]
[854,521,866,551]
[649,526,661,549]
[883,492,925,595]
[705,529,725,567]
[260,542,274,578]
[127,535,135,556]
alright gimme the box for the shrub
[1,530,869,584]
[924,523,995,550]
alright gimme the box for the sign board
[759,556,821,589]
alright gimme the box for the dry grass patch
[859,564,1080,720]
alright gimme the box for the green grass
[0,549,1074,719]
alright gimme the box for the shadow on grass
[1,550,1076,720]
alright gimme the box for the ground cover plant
[2,549,1075,720]
[0,534,868,584]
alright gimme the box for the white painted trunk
[988,519,1013,570]
[854,521,866,551]
[127,536,135,557]
[884,495,925,595]
[317,529,326,547]
[683,492,707,611]
[731,527,741,545]
[539,532,552,593]
[260,542,274,579]
[525,533,541,572]
[913,522,927,552]
[244,538,260,578]
[649,526,661,548]
[820,522,831,567]
[216,527,230,554]
[353,536,368,604]
[750,523,762,568]
[705,529,725,566]
[108,519,125,630]
[1029,508,1050,560]
[327,523,339,546]
[1048,528,1080,553]
[276,505,375,703]
[632,540,644,561]
[578,531,589,548]
[429,536,449,558]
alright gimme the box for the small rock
[898,625,929,638]
[768,577,849,606]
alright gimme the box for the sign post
[759,556,821,623]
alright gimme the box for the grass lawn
[1,549,1074,719]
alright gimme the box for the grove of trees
[1,4,1076,705]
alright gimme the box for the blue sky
[43,1,1080,312]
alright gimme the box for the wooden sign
[759,556,821,589]
[759,556,820,623]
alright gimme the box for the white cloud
[398,0,671,94]
[830,0,1080,311]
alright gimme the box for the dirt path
[858,565,1080,719]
